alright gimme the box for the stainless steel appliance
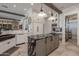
[65,15,77,45]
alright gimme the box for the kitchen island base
[28,33,59,56]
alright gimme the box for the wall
[59,13,65,44]
[30,3,59,35]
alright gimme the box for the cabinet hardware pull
[7,42,10,44]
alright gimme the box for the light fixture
[31,3,34,5]
[48,12,56,21]
[24,8,27,11]
[2,4,8,8]
[38,4,47,17]
[13,5,16,8]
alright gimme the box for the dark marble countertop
[29,34,45,40]
[0,34,15,42]
[28,33,59,41]
[0,53,9,56]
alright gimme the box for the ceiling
[0,3,79,20]
[0,3,79,15]
[0,3,31,15]
[53,3,79,10]
[0,3,32,20]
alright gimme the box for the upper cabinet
[33,23,44,35]
[0,19,20,30]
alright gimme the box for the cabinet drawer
[0,43,8,54]
[0,38,15,54]
[0,40,11,54]
[0,39,10,46]
[8,38,16,48]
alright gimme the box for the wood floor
[8,42,79,56]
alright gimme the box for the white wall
[30,3,59,35]
[44,20,52,34]
[59,14,65,44]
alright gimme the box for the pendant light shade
[38,12,47,17]
[48,12,56,20]
[38,4,47,17]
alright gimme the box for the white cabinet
[38,18,45,23]
[31,17,45,23]
[32,18,39,23]
[16,34,27,44]
[33,23,44,35]
[29,12,45,35]
[0,38,16,54]
[43,21,52,34]
[8,38,16,48]
[29,23,44,35]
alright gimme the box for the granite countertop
[0,53,9,56]
[29,34,45,40]
[28,33,59,41]
[51,32,62,34]
[0,34,15,42]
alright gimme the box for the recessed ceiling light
[31,3,34,5]
[24,8,27,11]
[2,5,8,8]
[13,5,16,8]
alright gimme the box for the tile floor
[17,42,79,56]
[49,42,79,56]
[12,43,28,56]
[18,44,28,56]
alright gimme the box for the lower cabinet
[47,37,52,55]
[46,36,59,55]
[0,38,16,54]
[30,35,59,56]
[36,39,46,56]
[53,35,59,49]
[16,34,27,45]
[8,38,16,49]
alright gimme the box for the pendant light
[48,12,56,21]
[38,3,47,17]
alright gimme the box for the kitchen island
[28,33,59,56]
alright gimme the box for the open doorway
[65,14,77,45]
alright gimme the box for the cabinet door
[33,23,43,35]
[38,18,45,23]
[51,36,55,50]
[47,37,52,54]
[53,36,59,49]
[0,39,15,54]
[16,34,25,44]
[0,41,8,54]
[36,39,46,56]
[50,36,54,52]
[8,38,16,48]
